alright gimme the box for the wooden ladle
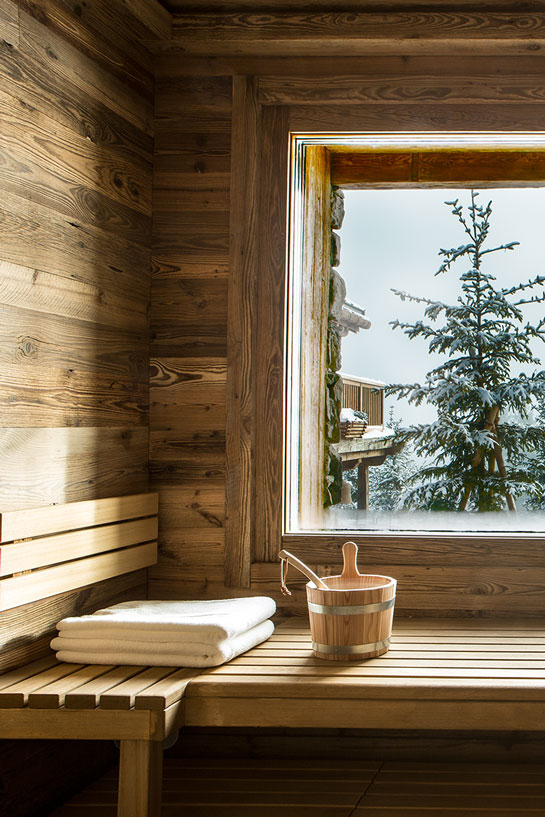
[278,549,329,596]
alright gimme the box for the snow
[320,508,545,533]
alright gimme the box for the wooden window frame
[224,76,545,589]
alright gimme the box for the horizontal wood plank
[0,541,157,610]
[0,517,157,575]
[1,492,157,542]
[169,12,545,56]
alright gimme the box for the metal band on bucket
[307,597,395,616]
[312,636,391,655]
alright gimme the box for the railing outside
[341,374,385,428]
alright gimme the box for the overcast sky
[338,188,545,426]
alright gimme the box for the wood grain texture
[168,12,545,57]
[0,0,18,45]
[254,105,289,563]
[331,148,545,187]
[14,0,154,98]
[224,76,258,588]
[0,260,148,331]
[299,145,331,527]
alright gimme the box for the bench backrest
[0,493,158,611]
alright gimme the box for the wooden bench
[3,497,545,816]
[183,617,545,732]
[0,492,197,817]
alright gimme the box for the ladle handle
[278,549,329,593]
[341,541,361,579]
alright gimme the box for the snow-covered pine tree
[368,408,416,511]
[388,191,545,512]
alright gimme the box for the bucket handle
[278,549,329,596]
[341,541,362,580]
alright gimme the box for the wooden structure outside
[341,375,385,430]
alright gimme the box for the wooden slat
[0,655,57,690]
[134,668,202,710]
[99,667,179,710]
[0,517,157,576]
[0,706,156,740]
[65,666,150,709]
[224,75,258,589]
[0,542,157,611]
[0,492,157,542]
[0,662,84,708]
[28,665,115,709]
[259,74,545,106]
[169,12,545,57]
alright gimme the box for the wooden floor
[48,755,545,815]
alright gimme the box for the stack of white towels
[51,597,276,668]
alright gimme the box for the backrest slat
[0,493,158,612]
[0,542,157,612]
[0,517,158,577]
[0,492,158,542]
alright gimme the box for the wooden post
[357,462,369,510]
[118,739,163,817]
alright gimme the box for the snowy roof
[340,373,386,388]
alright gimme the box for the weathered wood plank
[19,10,153,134]
[0,188,150,300]
[254,105,289,562]
[224,75,259,588]
[169,12,545,57]
[0,260,148,331]
[15,0,153,99]
[0,0,19,46]
[0,89,153,229]
[0,304,148,428]
[289,103,545,133]
[259,74,545,106]
[282,533,545,568]
[155,76,232,114]
[330,148,545,187]
[0,36,152,167]
[0,427,149,512]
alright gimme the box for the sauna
[2,1,545,815]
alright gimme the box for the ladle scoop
[278,549,329,595]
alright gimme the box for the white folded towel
[56,597,276,643]
[52,619,274,667]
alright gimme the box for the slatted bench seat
[183,617,545,732]
[0,657,200,817]
[4,618,545,815]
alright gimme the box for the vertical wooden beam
[118,739,163,817]
[357,462,369,511]
[299,145,331,528]
[254,105,290,562]
[225,76,260,587]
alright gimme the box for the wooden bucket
[307,542,396,661]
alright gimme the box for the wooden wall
[148,11,545,619]
[0,1,167,814]
[149,66,231,599]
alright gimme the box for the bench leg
[118,739,163,817]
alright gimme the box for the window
[286,136,545,536]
